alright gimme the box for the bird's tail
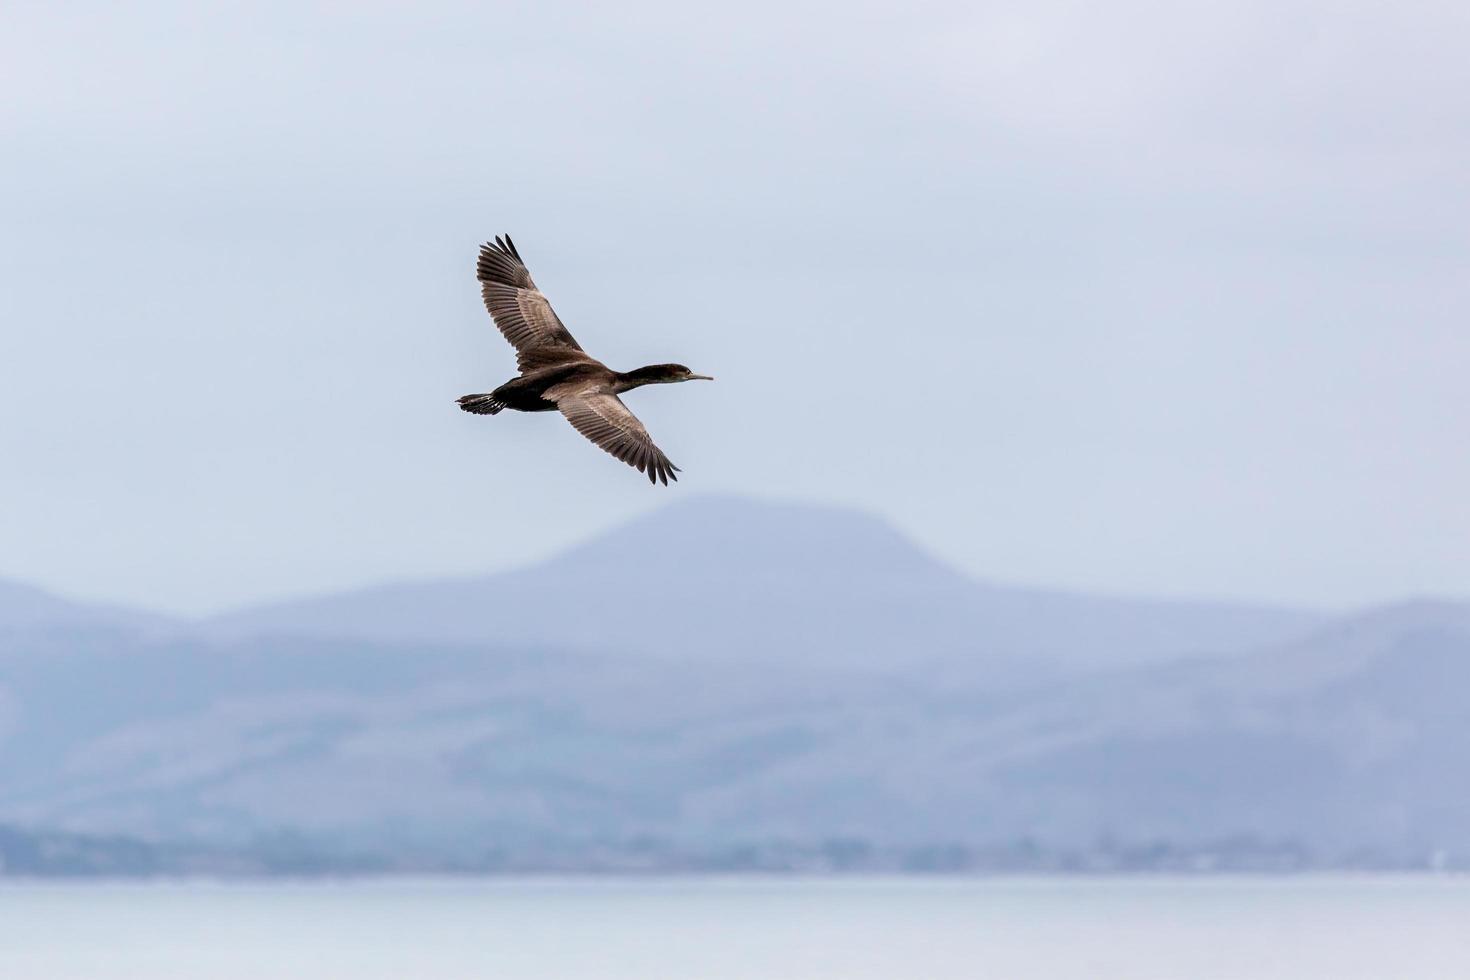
[457,393,505,415]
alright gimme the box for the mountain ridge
[1,496,1465,857]
[0,578,173,637]
[198,495,1325,676]
[0,593,1465,853]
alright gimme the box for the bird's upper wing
[477,236,584,371]
[553,386,680,485]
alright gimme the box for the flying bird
[458,235,712,485]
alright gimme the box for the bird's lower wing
[555,389,680,485]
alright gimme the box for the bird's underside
[458,235,685,485]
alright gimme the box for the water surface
[1,876,1467,979]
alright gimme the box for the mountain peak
[202,495,1318,675]
[542,495,957,585]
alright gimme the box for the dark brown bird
[457,236,712,485]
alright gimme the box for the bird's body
[487,362,595,413]
[458,236,711,485]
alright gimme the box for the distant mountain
[2,496,1461,867]
[0,823,162,876]
[0,578,169,636]
[204,496,1322,678]
[1,594,1465,860]
[869,599,1470,850]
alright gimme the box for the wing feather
[555,388,680,485]
[476,237,583,370]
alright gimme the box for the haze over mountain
[1,597,1465,859]
[204,496,1322,677]
[0,497,1464,867]
[0,579,169,637]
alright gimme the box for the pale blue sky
[2,0,1467,614]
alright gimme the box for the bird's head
[662,363,714,383]
[616,362,715,392]
[634,363,713,384]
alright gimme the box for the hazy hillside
[1,598,1465,861]
[0,579,170,636]
[890,600,1470,850]
[203,497,1321,677]
[1,498,1461,868]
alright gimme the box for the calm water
[1,876,1467,979]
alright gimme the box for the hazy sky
[2,0,1467,615]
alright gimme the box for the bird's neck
[612,365,669,393]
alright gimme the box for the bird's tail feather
[457,393,505,415]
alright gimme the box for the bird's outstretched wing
[477,236,584,371]
[555,387,680,485]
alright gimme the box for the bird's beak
[689,374,714,381]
